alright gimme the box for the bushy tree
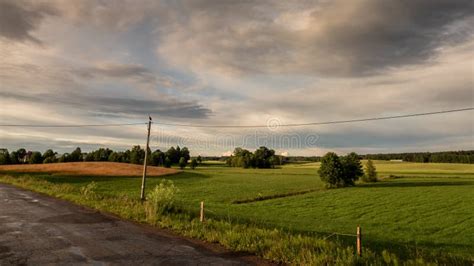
[42,149,56,163]
[180,147,190,161]
[130,146,145,164]
[165,146,191,165]
[43,157,55,164]
[70,147,82,162]
[28,151,43,164]
[151,149,165,166]
[254,146,275,168]
[196,155,202,164]
[318,152,345,188]
[58,153,70,162]
[363,159,378,182]
[190,158,198,169]
[17,148,26,163]
[9,151,19,164]
[0,149,10,165]
[164,157,172,168]
[341,152,363,186]
[227,147,278,169]
[108,152,123,162]
[178,157,187,169]
[166,147,179,164]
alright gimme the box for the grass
[1,160,473,264]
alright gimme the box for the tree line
[0,146,202,169]
[362,150,474,164]
[225,147,284,168]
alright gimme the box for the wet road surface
[0,184,266,265]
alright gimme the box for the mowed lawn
[4,160,474,259]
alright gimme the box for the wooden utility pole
[356,226,362,256]
[140,116,152,201]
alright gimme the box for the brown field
[0,162,179,176]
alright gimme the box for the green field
[2,160,474,263]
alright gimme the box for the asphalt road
[0,184,266,265]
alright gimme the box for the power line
[0,122,147,128]
[152,107,474,128]
[0,107,472,128]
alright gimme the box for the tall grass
[145,180,179,222]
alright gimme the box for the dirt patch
[0,162,178,177]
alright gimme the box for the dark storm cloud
[158,0,473,76]
[87,96,211,118]
[0,0,56,44]
[311,0,474,75]
[0,91,211,119]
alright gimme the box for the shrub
[145,180,179,222]
[190,158,198,169]
[362,159,378,182]
[80,181,98,199]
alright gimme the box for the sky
[0,0,473,156]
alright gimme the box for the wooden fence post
[200,201,204,222]
[357,226,362,256]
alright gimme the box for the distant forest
[1,147,473,166]
[0,146,200,168]
[361,150,474,164]
[207,150,474,164]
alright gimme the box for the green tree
[341,152,363,186]
[28,151,43,164]
[178,157,187,169]
[58,153,70,163]
[108,152,123,162]
[164,157,172,168]
[363,159,377,182]
[269,155,281,168]
[17,148,26,163]
[0,149,10,165]
[196,155,202,164]
[190,158,198,169]
[43,149,57,159]
[130,146,145,164]
[318,152,345,188]
[43,157,55,164]
[151,149,165,166]
[165,146,179,164]
[9,151,19,164]
[70,147,82,162]
[254,146,275,168]
[180,147,191,161]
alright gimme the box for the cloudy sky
[0,0,473,156]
